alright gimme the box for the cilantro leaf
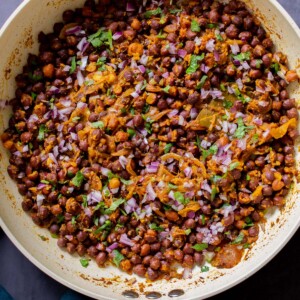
[202,144,218,160]
[196,75,208,89]
[201,265,209,272]
[234,118,254,139]
[120,178,133,185]
[233,51,251,62]
[185,229,191,235]
[168,183,177,189]
[191,19,200,32]
[37,124,47,141]
[192,243,208,251]
[223,99,233,109]
[82,195,88,208]
[144,7,162,18]
[127,128,136,138]
[164,143,173,154]
[94,220,112,234]
[186,54,205,74]
[174,191,189,205]
[271,62,280,74]
[195,135,201,151]
[112,250,124,267]
[80,258,90,268]
[91,121,104,129]
[162,85,171,93]
[104,198,125,214]
[211,186,218,200]
[229,162,240,171]
[170,8,182,14]
[149,223,164,232]
[216,33,223,41]
[70,56,77,74]
[232,232,245,245]
[88,29,113,50]
[71,171,84,187]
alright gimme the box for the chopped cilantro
[174,191,189,205]
[162,85,171,93]
[229,162,240,171]
[142,103,150,114]
[112,250,124,267]
[94,220,112,234]
[201,266,210,272]
[71,216,76,226]
[70,56,77,74]
[186,54,205,74]
[252,133,259,143]
[88,29,113,50]
[232,232,244,245]
[51,233,58,239]
[271,62,280,74]
[72,116,81,122]
[195,135,201,151]
[168,183,177,189]
[170,8,182,14]
[82,195,88,207]
[120,178,133,185]
[192,243,208,251]
[233,87,251,104]
[127,128,136,138]
[223,99,233,109]
[31,92,37,100]
[91,121,104,129]
[84,79,94,86]
[243,217,254,228]
[185,229,191,235]
[207,23,217,28]
[120,107,127,114]
[202,144,218,160]
[246,174,251,181]
[144,7,162,18]
[80,258,90,268]
[210,175,222,184]
[243,243,251,249]
[57,214,65,224]
[233,51,251,62]
[149,223,164,232]
[40,180,50,184]
[157,30,166,39]
[164,143,173,154]
[234,118,254,139]
[130,107,135,115]
[71,171,84,187]
[255,59,263,68]
[211,186,218,200]
[37,124,47,141]
[191,19,200,32]
[196,75,208,89]
[104,198,125,214]
[201,214,205,225]
[216,33,223,41]
[38,235,47,241]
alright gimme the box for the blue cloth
[60,290,85,300]
[0,285,13,300]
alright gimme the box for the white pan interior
[0,0,299,299]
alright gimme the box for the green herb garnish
[232,232,245,245]
[112,250,124,267]
[196,75,208,89]
[149,223,164,232]
[71,171,84,187]
[164,143,173,154]
[186,54,205,74]
[80,258,90,268]
[104,198,125,214]
[91,121,104,129]
[192,243,208,251]
[229,162,240,171]
[191,19,200,32]
[88,29,113,49]
[234,118,254,139]
[70,56,77,74]
[144,7,162,18]
[37,124,47,141]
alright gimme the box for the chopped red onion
[253,117,263,126]
[65,235,74,241]
[227,85,234,94]
[49,153,58,165]
[76,70,84,86]
[201,180,212,193]
[194,36,202,46]
[139,54,148,65]
[112,32,123,40]
[126,2,135,11]
[77,37,90,53]
[210,89,223,99]
[146,161,159,173]
[240,188,252,194]
[167,109,178,118]
[201,64,210,74]
[182,268,193,279]
[190,108,198,119]
[237,138,247,150]
[110,187,119,194]
[36,194,45,207]
[118,60,127,69]
[77,102,87,109]
[236,78,243,90]
[146,183,157,201]
[83,207,92,217]
[267,71,274,81]
[185,191,195,199]
[168,190,175,201]
[162,72,169,79]
[49,86,60,95]
[241,61,250,70]
[235,112,245,118]
[206,39,215,52]
[177,115,184,126]
[168,43,177,55]
[178,49,187,58]
[230,44,240,55]
[65,26,82,36]
[187,211,195,219]
[119,155,128,169]
[138,65,146,73]
[63,65,71,72]
[184,167,192,178]
[120,233,134,247]
[201,88,210,99]
[80,56,88,70]
[157,181,165,189]
[213,50,220,61]
[106,242,119,253]
[22,145,29,153]
[101,167,111,177]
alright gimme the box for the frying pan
[0,1,299,299]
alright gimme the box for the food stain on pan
[47,0,71,8]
